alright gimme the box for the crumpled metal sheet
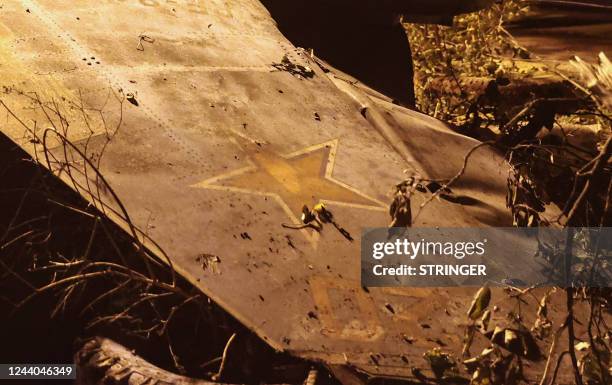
[0,0,526,378]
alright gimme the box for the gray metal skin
[0,0,563,381]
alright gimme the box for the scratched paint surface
[0,0,535,378]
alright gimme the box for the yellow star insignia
[192,139,385,232]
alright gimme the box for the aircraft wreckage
[0,1,593,384]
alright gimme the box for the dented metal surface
[0,0,527,378]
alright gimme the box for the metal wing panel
[1,0,514,377]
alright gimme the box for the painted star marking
[191,139,386,241]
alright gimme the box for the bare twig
[413,141,496,222]
[564,228,584,385]
[563,135,611,225]
[212,333,237,381]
